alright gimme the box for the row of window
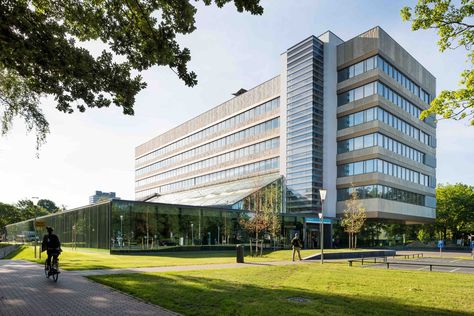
[337,185,426,207]
[337,158,430,187]
[136,157,280,195]
[135,118,280,176]
[136,98,280,166]
[338,55,431,104]
[135,138,279,186]
[338,107,431,146]
[337,132,425,164]
[337,81,433,128]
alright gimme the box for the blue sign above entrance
[305,218,332,224]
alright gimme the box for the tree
[340,190,367,249]
[240,179,281,256]
[16,199,49,220]
[0,202,21,236]
[435,183,474,240]
[0,0,264,150]
[37,199,60,213]
[401,0,474,125]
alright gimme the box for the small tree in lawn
[240,210,267,256]
[341,190,366,249]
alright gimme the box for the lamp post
[318,189,327,264]
[191,222,194,246]
[120,215,123,247]
[32,197,39,259]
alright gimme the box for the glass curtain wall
[233,178,283,214]
[5,202,111,249]
[110,200,252,249]
[286,37,324,212]
[6,200,312,250]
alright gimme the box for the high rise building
[135,27,436,226]
[89,191,119,204]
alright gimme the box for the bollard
[430,265,432,271]
[386,262,390,269]
[236,244,244,263]
[349,260,353,267]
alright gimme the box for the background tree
[340,190,367,249]
[401,0,474,125]
[435,183,474,240]
[16,199,50,220]
[0,202,21,237]
[0,0,263,150]
[37,199,60,213]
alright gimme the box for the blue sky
[0,0,472,208]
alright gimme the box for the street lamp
[32,197,39,259]
[191,222,194,246]
[120,215,124,247]
[318,189,327,264]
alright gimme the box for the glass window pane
[354,87,364,100]
[354,137,363,150]
[354,161,363,174]
[354,62,363,76]
[364,83,374,96]
[364,134,374,147]
[354,112,364,125]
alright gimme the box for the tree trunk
[249,239,253,257]
[255,231,258,256]
[355,234,357,249]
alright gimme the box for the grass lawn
[5,246,374,270]
[5,246,340,270]
[89,263,474,316]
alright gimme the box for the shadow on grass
[89,272,470,316]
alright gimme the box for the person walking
[291,233,303,261]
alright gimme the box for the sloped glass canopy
[150,173,281,207]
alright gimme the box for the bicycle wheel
[52,270,59,282]
[44,260,49,278]
[52,261,59,282]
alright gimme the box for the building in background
[89,191,120,204]
[135,27,437,245]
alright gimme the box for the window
[364,134,374,147]
[354,137,363,150]
[354,86,364,100]
[354,112,364,125]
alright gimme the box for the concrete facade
[335,27,436,222]
[135,26,436,224]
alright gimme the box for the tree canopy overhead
[401,0,474,125]
[0,0,263,150]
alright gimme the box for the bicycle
[44,257,60,282]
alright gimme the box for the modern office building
[135,26,437,244]
[89,191,120,204]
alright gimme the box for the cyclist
[41,226,61,274]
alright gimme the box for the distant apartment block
[89,191,119,204]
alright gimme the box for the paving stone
[0,260,180,316]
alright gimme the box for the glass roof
[150,173,280,206]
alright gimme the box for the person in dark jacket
[42,227,61,272]
[291,233,303,261]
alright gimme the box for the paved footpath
[0,260,180,316]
